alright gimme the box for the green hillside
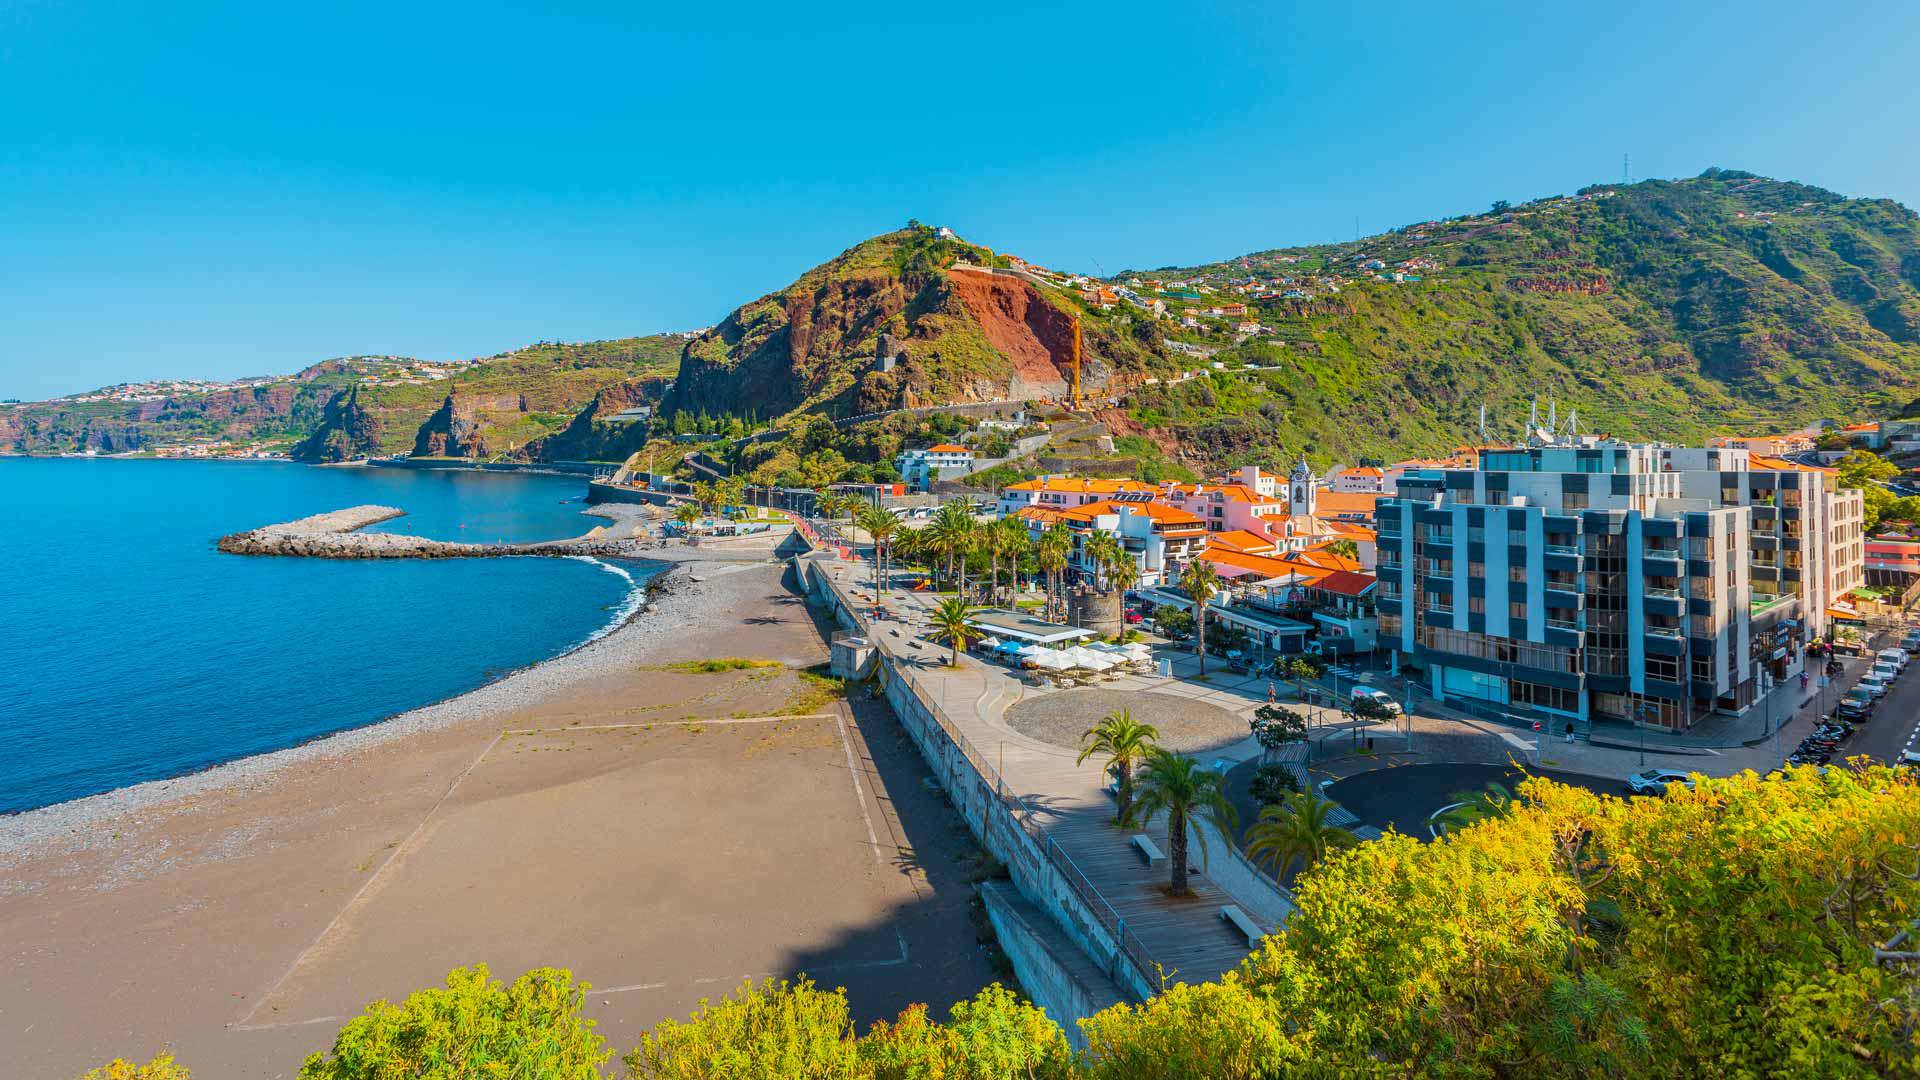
[291,336,685,461]
[661,224,1170,423]
[1112,169,1920,468]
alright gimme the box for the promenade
[809,556,1290,991]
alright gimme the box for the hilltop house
[895,444,975,491]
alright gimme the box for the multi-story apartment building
[1014,495,1207,587]
[1375,440,1859,733]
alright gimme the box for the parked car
[1859,675,1892,699]
[1627,768,1694,795]
[1871,661,1900,684]
[1878,648,1909,673]
[1901,632,1920,652]
[1350,686,1403,715]
[1124,611,1143,624]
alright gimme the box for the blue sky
[5,1,1919,399]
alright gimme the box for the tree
[924,502,976,593]
[297,965,608,1080]
[1324,538,1359,560]
[1037,523,1072,622]
[1127,749,1238,896]
[929,597,975,667]
[1176,560,1223,675]
[856,505,898,596]
[1076,708,1161,823]
[1248,762,1300,807]
[991,516,1031,606]
[672,503,700,529]
[1243,792,1357,880]
[1250,703,1307,753]
[1434,779,1518,833]
[1278,656,1319,704]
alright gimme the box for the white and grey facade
[1374,441,1824,732]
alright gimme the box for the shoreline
[0,546,704,857]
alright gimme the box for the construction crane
[1070,314,1084,411]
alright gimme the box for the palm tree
[672,502,701,530]
[1244,792,1357,881]
[856,505,898,596]
[1127,749,1238,897]
[929,596,975,667]
[1325,538,1359,560]
[979,519,1007,606]
[1177,559,1223,675]
[1434,780,1518,834]
[925,502,976,595]
[1083,531,1125,592]
[992,516,1030,606]
[1037,523,1072,622]
[1076,709,1159,823]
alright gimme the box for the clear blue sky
[6,1,1919,399]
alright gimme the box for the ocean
[0,458,655,813]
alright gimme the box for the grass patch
[654,657,782,674]
[784,664,849,714]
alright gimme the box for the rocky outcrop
[217,504,651,560]
[290,386,382,463]
[525,376,670,462]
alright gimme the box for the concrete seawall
[217,504,660,560]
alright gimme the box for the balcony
[1644,586,1682,599]
[1544,542,1579,555]
[1546,617,1582,631]
[1647,625,1684,639]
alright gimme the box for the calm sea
[0,458,654,813]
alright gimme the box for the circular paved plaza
[1005,688,1250,755]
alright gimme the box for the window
[1512,681,1580,713]
[1469,595,1486,614]
[1510,566,1528,583]
[1510,600,1530,619]
[1379,613,1402,638]
[1645,654,1681,683]
[1562,492,1589,510]
[1469,560,1486,579]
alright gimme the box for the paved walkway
[821,559,1275,987]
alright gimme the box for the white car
[1859,675,1892,699]
[1880,648,1910,672]
[1349,687,1403,715]
[1871,662,1900,684]
[1627,768,1694,795]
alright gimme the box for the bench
[1221,904,1264,947]
[1130,833,1166,867]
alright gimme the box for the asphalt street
[1832,653,1920,766]
[1324,762,1618,836]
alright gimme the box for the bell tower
[1288,458,1316,521]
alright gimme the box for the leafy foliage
[297,965,609,1080]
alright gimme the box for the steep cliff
[523,375,671,462]
[661,226,1168,421]
[290,386,382,462]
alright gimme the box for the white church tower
[1287,458,1317,522]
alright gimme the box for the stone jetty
[217,504,656,560]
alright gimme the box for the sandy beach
[0,536,998,1078]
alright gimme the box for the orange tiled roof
[925,443,972,454]
[1311,570,1378,597]
[1003,476,1156,495]
[1208,529,1278,553]
[1200,545,1334,583]
[1286,547,1364,573]
[1343,466,1384,478]
[1013,506,1070,524]
[1161,481,1274,504]
[1062,499,1205,527]
[1310,490,1381,517]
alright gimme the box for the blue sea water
[0,458,655,813]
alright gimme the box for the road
[1834,653,1920,765]
[1324,763,1618,836]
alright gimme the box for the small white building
[895,443,975,491]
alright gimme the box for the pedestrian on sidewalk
[1564,721,1575,744]
[1267,680,1276,703]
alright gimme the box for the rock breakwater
[217,504,654,560]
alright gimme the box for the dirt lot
[0,561,997,1077]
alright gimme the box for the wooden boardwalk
[1034,801,1262,986]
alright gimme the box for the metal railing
[811,559,1161,997]
[891,662,1160,996]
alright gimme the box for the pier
[216,503,662,560]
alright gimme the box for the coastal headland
[216,502,661,559]
[0,534,996,1077]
